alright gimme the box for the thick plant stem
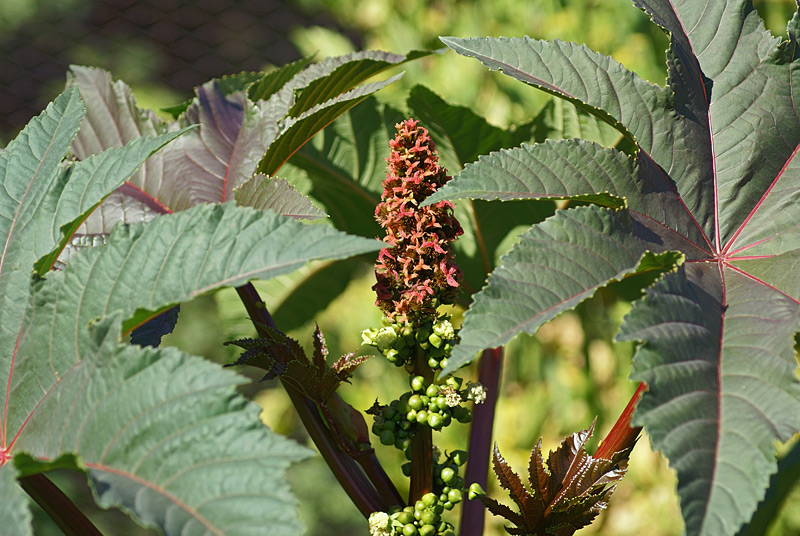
[409,345,434,503]
[459,347,503,536]
[19,473,103,536]
[235,283,387,517]
[595,382,645,459]
[357,452,405,507]
[409,426,433,504]
[282,381,386,516]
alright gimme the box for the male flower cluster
[373,119,463,324]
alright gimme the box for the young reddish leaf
[491,442,536,518]
[484,425,629,536]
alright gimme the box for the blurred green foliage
[10,0,800,534]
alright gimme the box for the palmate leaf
[67,49,424,237]
[3,203,382,533]
[0,88,185,427]
[0,93,385,533]
[483,425,628,536]
[431,2,800,535]
[22,315,313,536]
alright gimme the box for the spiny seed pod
[373,119,463,325]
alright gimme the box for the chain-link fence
[1,0,362,142]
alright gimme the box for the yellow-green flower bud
[375,326,398,351]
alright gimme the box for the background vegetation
[4,0,799,535]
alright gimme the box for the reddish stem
[409,345,435,504]
[357,451,405,507]
[282,381,386,516]
[595,382,646,459]
[19,473,103,536]
[235,283,387,517]
[459,347,503,536]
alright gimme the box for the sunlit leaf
[437,3,800,533]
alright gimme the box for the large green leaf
[438,34,714,238]
[436,2,800,534]
[67,50,425,238]
[0,94,383,533]
[17,314,313,536]
[0,465,32,536]
[3,203,380,533]
[448,204,655,360]
[617,265,800,536]
[0,89,85,438]
[35,130,188,273]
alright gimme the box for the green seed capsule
[446,377,462,389]
[440,467,456,483]
[402,462,412,477]
[468,483,485,500]
[416,410,428,424]
[428,333,443,348]
[379,430,395,445]
[426,384,440,397]
[439,358,448,369]
[448,488,463,504]
[442,501,454,511]
[408,395,424,411]
[419,510,439,526]
[422,492,438,507]
[415,500,426,514]
[402,523,418,536]
[428,413,444,429]
[397,510,414,524]
[427,357,440,369]
[410,376,426,392]
[441,413,452,427]
[384,348,399,363]
[406,409,417,422]
[419,524,436,536]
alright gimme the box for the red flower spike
[373,119,463,324]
